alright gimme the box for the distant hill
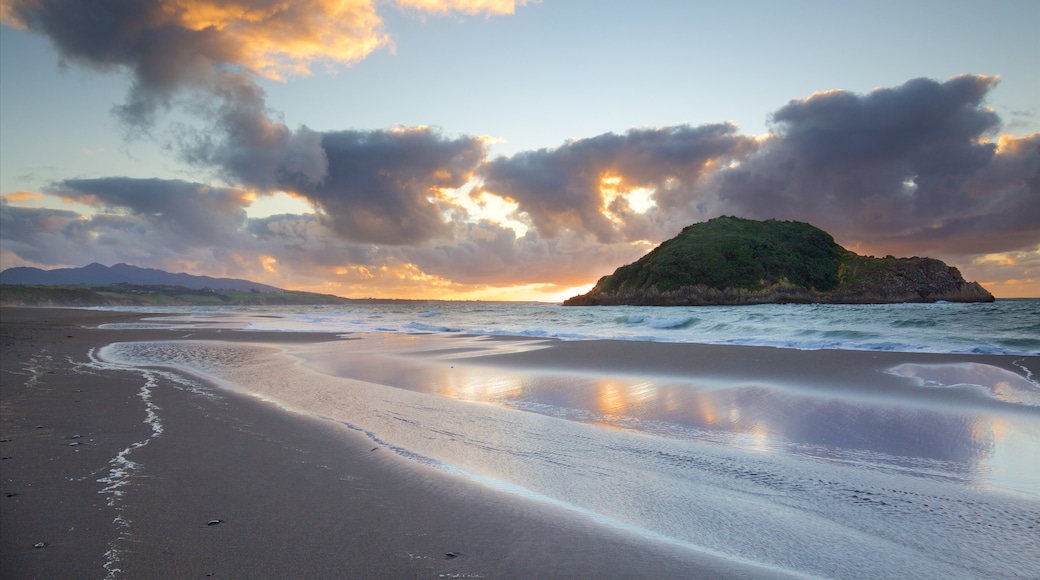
[0,283,350,307]
[564,217,994,306]
[1,262,282,293]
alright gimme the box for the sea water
[98,298,1040,355]
[95,300,1040,578]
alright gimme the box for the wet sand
[1,307,797,579]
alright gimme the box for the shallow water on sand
[100,333,1040,579]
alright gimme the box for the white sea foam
[890,362,1040,406]
[71,347,209,579]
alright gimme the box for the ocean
[97,298,1040,355]
[93,300,1039,578]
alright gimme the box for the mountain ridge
[1,262,283,293]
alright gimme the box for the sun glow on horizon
[284,275,592,303]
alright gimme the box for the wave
[818,329,881,340]
[406,322,461,333]
[649,316,698,329]
[998,338,1040,351]
[890,318,939,328]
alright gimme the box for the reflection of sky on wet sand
[295,335,1040,495]
[890,362,1040,406]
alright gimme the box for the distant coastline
[0,283,349,307]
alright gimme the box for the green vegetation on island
[0,283,351,307]
[564,217,994,306]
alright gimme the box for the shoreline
[2,307,804,579]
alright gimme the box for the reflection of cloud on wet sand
[462,366,1037,488]
[281,334,1040,492]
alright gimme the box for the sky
[1,0,1038,301]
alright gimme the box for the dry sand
[2,307,800,579]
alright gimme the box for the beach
[3,307,1039,579]
[1,307,817,579]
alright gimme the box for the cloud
[1,0,530,126]
[0,200,87,267]
[1,178,283,276]
[0,200,196,270]
[960,246,1040,299]
[878,133,1039,257]
[50,177,253,248]
[239,213,648,297]
[479,124,758,243]
[1,0,525,200]
[2,73,1037,298]
[277,127,488,245]
[0,191,44,204]
[405,220,650,287]
[178,71,329,189]
[711,75,1038,258]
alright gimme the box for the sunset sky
[1,0,1038,301]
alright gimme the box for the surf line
[72,348,201,579]
[1012,358,1040,388]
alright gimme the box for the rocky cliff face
[564,218,994,306]
[829,255,994,304]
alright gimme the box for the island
[564,217,994,306]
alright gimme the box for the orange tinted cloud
[1,191,44,204]
[1,0,387,81]
[161,0,389,80]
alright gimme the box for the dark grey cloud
[279,128,487,245]
[769,75,999,168]
[715,75,1038,257]
[246,213,381,267]
[178,72,329,189]
[885,132,1040,256]
[2,178,275,274]
[0,200,211,268]
[479,123,757,243]
[50,177,251,248]
[0,201,88,266]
